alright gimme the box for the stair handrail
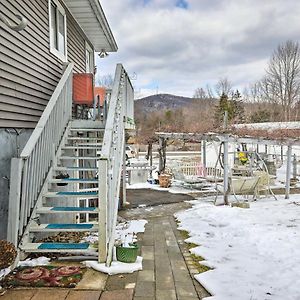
[98,64,134,265]
[21,63,74,158]
[8,63,74,245]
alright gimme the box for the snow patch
[175,195,300,300]
[83,256,143,275]
[18,256,51,267]
[0,267,11,280]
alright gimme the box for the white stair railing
[7,63,74,245]
[98,64,134,265]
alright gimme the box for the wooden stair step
[21,242,97,253]
[59,156,100,160]
[44,191,98,198]
[67,137,103,141]
[65,143,102,147]
[37,206,98,214]
[62,146,102,150]
[30,223,98,232]
[54,166,98,171]
[70,128,104,132]
[50,178,98,184]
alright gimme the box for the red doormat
[2,265,86,288]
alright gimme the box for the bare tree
[215,77,233,97]
[264,40,300,121]
[193,87,207,99]
[96,74,114,88]
[206,84,215,99]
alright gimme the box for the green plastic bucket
[116,244,139,263]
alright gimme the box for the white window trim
[49,0,67,62]
[85,41,94,73]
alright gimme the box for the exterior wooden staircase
[7,63,134,265]
[21,122,104,255]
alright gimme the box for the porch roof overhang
[64,0,118,52]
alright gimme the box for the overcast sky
[97,0,300,98]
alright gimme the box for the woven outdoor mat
[2,265,86,288]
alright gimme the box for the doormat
[2,265,86,288]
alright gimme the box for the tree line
[194,40,300,125]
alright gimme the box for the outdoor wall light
[99,50,109,58]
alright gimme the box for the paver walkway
[1,202,210,300]
[121,202,210,300]
[136,216,198,299]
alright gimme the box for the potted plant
[116,242,139,263]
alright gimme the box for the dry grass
[179,230,211,273]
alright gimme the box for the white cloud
[98,0,300,97]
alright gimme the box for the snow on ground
[127,180,214,195]
[83,256,143,275]
[175,195,300,300]
[0,268,11,281]
[83,219,147,274]
[18,256,51,267]
[83,219,148,246]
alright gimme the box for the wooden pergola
[156,131,300,204]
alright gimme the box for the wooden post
[98,158,108,263]
[122,137,127,208]
[159,137,166,173]
[285,145,292,199]
[149,143,153,179]
[293,154,297,180]
[222,111,229,205]
[223,136,229,205]
[162,139,167,173]
[202,140,207,170]
[7,158,23,246]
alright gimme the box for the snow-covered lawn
[175,196,300,300]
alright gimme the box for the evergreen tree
[214,90,245,127]
[214,92,230,127]
[231,90,245,123]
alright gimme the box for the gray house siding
[0,0,95,239]
[0,0,94,129]
[67,11,88,74]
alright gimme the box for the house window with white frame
[85,42,94,73]
[49,0,67,61]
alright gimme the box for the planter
[116,244,139,263]
[158,174,172,188]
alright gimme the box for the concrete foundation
[0,128,33,239]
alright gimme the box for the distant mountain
[134,93,195,114]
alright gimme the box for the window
[49,0,67,61]
[85,42,94,73]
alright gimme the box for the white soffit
[64,0,118,52]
